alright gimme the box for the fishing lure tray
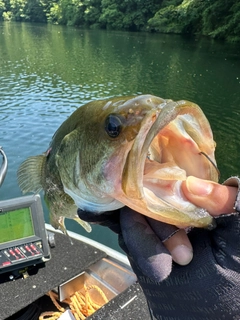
[58,257,137,304]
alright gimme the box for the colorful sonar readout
[0,207,34,244]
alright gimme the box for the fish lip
[138,102,178,189]
[122,99,180,198]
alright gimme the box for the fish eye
[105,114,122,138]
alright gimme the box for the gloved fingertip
[137,252,173,282]
[171,245,193,265]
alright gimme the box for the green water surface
[0,22,240,251]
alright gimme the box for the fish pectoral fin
[56,216,74,245]
[49,213,68,234]
[55,130,78,170]
[57,216,67,233]
[73,217,92,233]
[55,130,80,193]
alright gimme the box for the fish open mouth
[122,99,218,228]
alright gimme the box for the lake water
[0,22,240,252]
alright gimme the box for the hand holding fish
[79,177,239,319]
[78,177,240,318]
[122,176,240,319]
[118,176,238,271]
[78,176,238,270]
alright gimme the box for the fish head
[57,95,218,229]
[58,95,167,211]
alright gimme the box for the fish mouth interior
[142,118,192,208]
[141,113,216,210]
[120,99,217,227]
[122,99,217,217]
[121,104,216,218]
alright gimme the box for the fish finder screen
[0,207,34,244]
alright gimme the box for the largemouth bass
[17,95,218,233]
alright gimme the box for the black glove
[77,208,121,234]
[118,177,240,320]
[77,207,178,281]
[77,177,240,319]
[120,209,240,319]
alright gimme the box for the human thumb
[181,176,237,216]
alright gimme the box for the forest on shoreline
[0,0,239,42]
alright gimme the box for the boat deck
[0,231,151,319]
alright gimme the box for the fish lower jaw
[141,180,213,228]
[142,179,195,209]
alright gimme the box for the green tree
[100,0,162,30]
[0,0,239,42]
[99,0,124,29]
[148,0,205,34]
[147,0,240,41]
[83,0,101,27]
[46,2,62,23]
[25,0,47,22]
[0,0,6,19]
[8,0,28,21]
[201,0,240,41]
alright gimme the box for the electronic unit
[0,194,50,273]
